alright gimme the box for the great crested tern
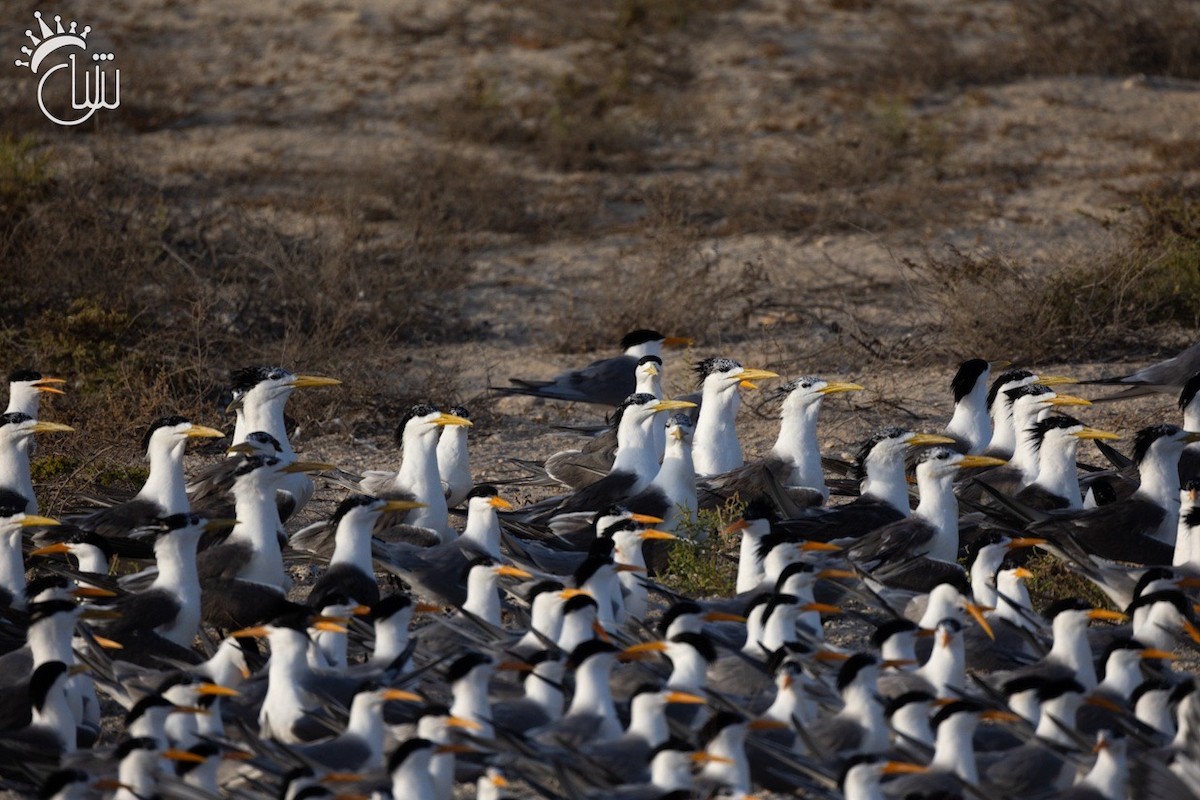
[4,370,65,418]
[0,491,58,610]
[943,358,1006,453]
[360,404,471,541]
[521,394,695,521]
[984,368,1075,458]
[846,448,1005,593]
[494,329,691,407]
[691,358,779,477]
[437,404,474,507]
[775,428,956,543]
[227,366,341,521]
[0,412,73,514]
[1034,424,1200,562]
[1014,416,1121,511]
[70,417,223,543]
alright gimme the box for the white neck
[72,543,108,574]
[0,530,25,609]
[567,657,621,739]
[693,382,742,477]
[760,605,799,653]
[626,694,668,745]
[917,635,964,698]
[460,505,501,558]
[844,682,888,753]
[666,644,708,692]
[947,381,990,454]
[735,521,770,593]
[372,613,412,667]
[611,414,659,490]
[1033,436,1082,509]
[772,400,826,498]
[436,428,469,490]
[995,574,1036,630]
[701,727,751,793]
[1081,747,1125,798]
[0,436,35,514]
[396,429,450,539]
[1136,693,1174,737]
[450,672,494,737]
[741,604,769,657]
[230,478,287,590]
[115,750,157,800]
[861,452,910,515]
[5,386,37,417]
[650,437,697,530]
[988,394,1018,457]
[1134,603,1182,650]
[260,630,311,742]
[557,610,595,654]
[650,754,692,793]
[151,534,201,647]
[31,680,75,753]
[345,695,387,771]
[914,470,959,562]
[931,714,978,782]
[525,664,564,720]
[1175,496,1199,567]
[205,640,248,688]
[1098,654,1141,698]
[463,571,502,626]
[331,513,375,577]
[137,436,189,514]
[240,392,292,454]
[1048,615,1096,688]
[843,770,888,800]
[391,754,436,800]
[765,680,809,727]
[890,701,933,748]
[28,610,76,666]
[1035,695,1079,744]
[1174,694,1199,749]
[1008,404,1045,485]
[1138,446,1182,543]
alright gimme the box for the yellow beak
[434,413,473,427]
[817,382,865,395]
[907,433,957,447]
[290,375,342,389]
[185,425,226,439]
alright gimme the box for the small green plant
[1023,553,1113,612]
[0,134,50,218]
[659,499,744,597]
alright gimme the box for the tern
[494,329,690,406]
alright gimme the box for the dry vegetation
[1,0,1199,503]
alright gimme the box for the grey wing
[807,715,864,757]
[503,355,638,406]
[984,745,1066,797]
[846,518,935,569]
[289,736,372,771]
[545,447,615,490]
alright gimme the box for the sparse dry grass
[545,186,769,352]
[0,136,467,503]
[906,181,1200,362]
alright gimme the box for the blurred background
[1,0,1199,483]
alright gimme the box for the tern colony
[3,333,1200,800]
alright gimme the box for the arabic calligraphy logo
[13,11,120,126]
